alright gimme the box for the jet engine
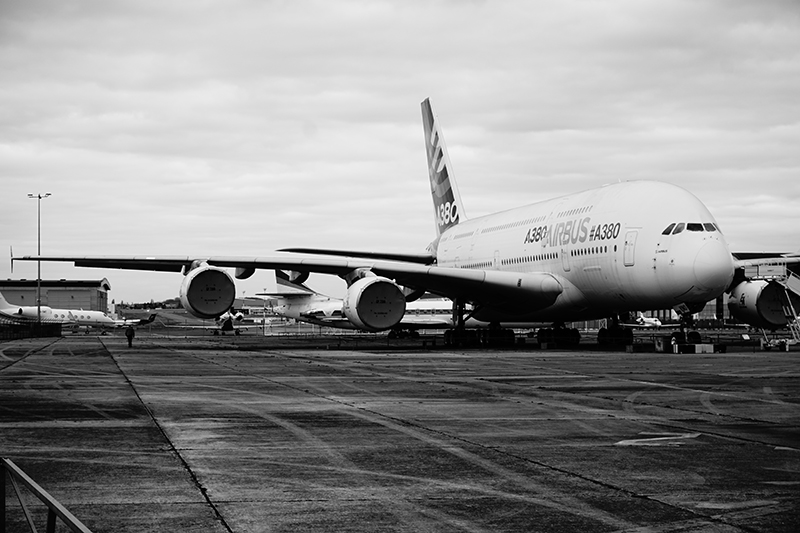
[727,280,789,329]
[343,276,406,332]
[15,307,37,319]
[179,265,236,319]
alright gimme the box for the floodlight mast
[27,193,51,327]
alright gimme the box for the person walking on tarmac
[125,326,135,347]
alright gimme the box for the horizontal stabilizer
[279,248,434,265]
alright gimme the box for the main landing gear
[595,312,702,347]
[669,312,701,345]
[387,329,420,339]
[443,324,516,347]
[442,299,516,347]
[213,329,241,336]
[536,324,581,347]
[597,316,634,346]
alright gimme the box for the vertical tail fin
[274,270,317,295]
[421,98,466,237]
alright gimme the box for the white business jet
[0,291,115,329]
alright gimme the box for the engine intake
[179,265,236,319]
[727,280,787,329]
[343,276,406,332]
[16,307,36,318]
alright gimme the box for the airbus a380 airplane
[13,98,798,343]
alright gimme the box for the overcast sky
[2,0,798,304]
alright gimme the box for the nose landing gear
[670,308,702,345]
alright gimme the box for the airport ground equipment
[777,270,800,343]
[1,457,93,533]
[730,263,800,349]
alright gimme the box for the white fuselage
[636,316,662,328]
[272,295,352,329]
[434,181,735,322]
[0,305,116,328]
[64,309,116,328]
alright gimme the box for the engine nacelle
[343,276,406,332]
[179,265,236,319]
[727,280,787,329]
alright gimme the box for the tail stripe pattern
[422,98,465,236]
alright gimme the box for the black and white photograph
[1,1,798,531]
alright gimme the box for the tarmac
[1,332,798,532]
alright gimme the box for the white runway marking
[615,432,700,446]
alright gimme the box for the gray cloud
[1,0,798,302]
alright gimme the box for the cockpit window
[662,223,676,235]
[687,223,703,232]
[703,223,716,232]
[672,222,685,234]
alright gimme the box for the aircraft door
[561,246,570,272]
[623,230,638,267]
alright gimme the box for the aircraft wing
[15,253,563,310]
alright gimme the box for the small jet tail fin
[0,290,10,309]
[273,270,317,295]
[421,98,466,237]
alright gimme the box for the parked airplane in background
[166,308,249,335]
[13,98,800,345]
[0,290,115,329]
[263,286,456,335]
[262,270,462,336]
[213,309,246,335]
[635,313,661,328]
[619,311,681,330]
[263,270,548,343]
[113,313,157,328]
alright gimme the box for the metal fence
[1,458,93,533]
[0,321,61,341]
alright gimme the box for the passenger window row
[501,253,558,266]
[661,222,719,235]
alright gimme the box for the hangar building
[0,279,111,312]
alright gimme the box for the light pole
[27,192,51,328]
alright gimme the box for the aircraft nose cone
[694,239,734,294]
